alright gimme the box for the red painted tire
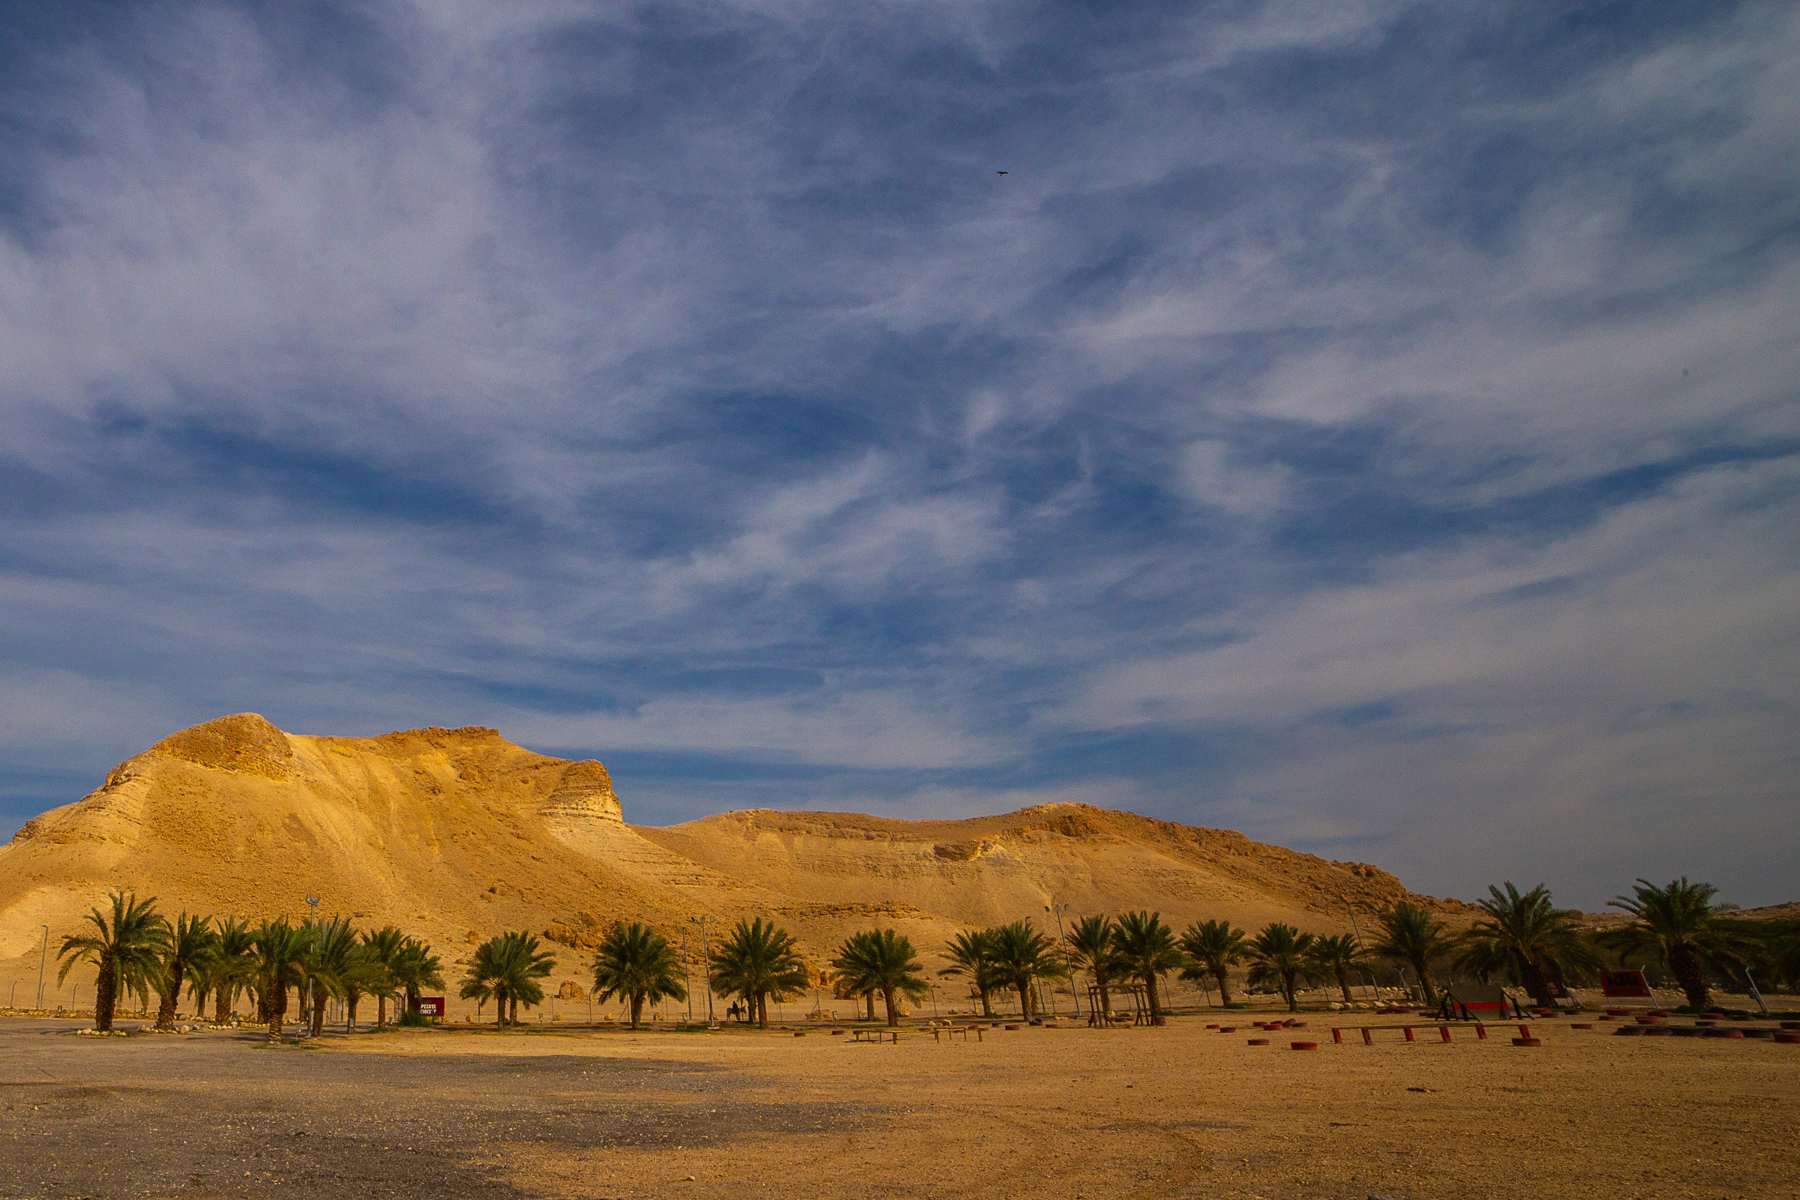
[1570,1023,1592,1029]
[1773,1033,1800,1044]
[1219,1026,1237,1033]
[1290,1041,1318,1050]
[1512,1037,1541,1047]
[1247,1038,1270,1045]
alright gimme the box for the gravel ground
[2,1014,1796,1200]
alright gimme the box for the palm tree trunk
[1336,969,1353,1005]
[977,985,993,1018]
[1145,974,1165,1025]
[267,1009,282,1043]
[509,996,519,1025]
[630,994,644,1029]
[882,986,898,1026]
[1669,944,1710,1008]
[1411,958,1438,1005]
[214,985,232,1025]
[1016,980,1032,1020]
[864,990,875,1021]
[1519,961,1555,1009]
[757,992,770,1028]
[155,964,183,1030]
[346,994,360,1032]
[377,995,388,1027]
[1097,977,1112,1021]
[1212,965,1233,1005]
[94,959,118,1032]
[1283,972,1298,1013]
[310,982,327,1038]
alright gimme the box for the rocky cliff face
[0,714,1448,982]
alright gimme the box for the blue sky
[0,1,1795,908]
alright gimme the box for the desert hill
[0,714,1451,1005]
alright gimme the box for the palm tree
[299,917,362,1038]
[154,913,216,1030]
[1247,923,1317,1012]
[1304,933,1364,1005]
[591,922,687,1029]
[988,921,1058,1020]
[360,927,406,1026]
[1370,904,1453,1005]
[205,918,257,1023]
[252,920,309,1043]
[833,930,929,1027]
[466,931,556,1025]
[57,892,170,1032]
[390,936,445,1017]
[1178,919,1249,1006]
[1607,878,1744,1009]
[1457,882,1600,1008]
[939,929,1002,1018]
[1065,915,1125,1021]
[1113,911,1185,1024]
[709,917,810,1029]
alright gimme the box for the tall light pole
[305,895,320,925]
[36,925,50,1011]
[1342,895,1380,1000]
[1045,901,1079,1019]
[682,931,694,1023]
[690,916,715,1025]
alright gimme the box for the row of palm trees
[55,892,442,1041]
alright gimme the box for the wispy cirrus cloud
[0,0,1794,906]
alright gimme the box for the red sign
[1600,969,1652,999]
[412,996,447,1017]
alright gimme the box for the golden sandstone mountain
[0,714,1448,993]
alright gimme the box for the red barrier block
[1291,1041,1318,1050]
[1512,1037,1542,1047]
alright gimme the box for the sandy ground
[2,1012,1797,1200]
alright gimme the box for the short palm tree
[1458,882,1600,1008]
[204,917,257,1023]
[390,936,445,1017]
[479,931,556,1024]
[1065,915,1125,1020]
[1179,919,1249,1006]
[1607,878,1743,1009]
[154,913,217,1030]
[833,929,929,1027]
[939,929,1002,1018]
[1370,904,1453,1005]
[709,917,810,1028]
[988,921,1058,1020]
[299,917,361,1038]
[1247,924,1316,1012]
[1113,911,1184,1025]
[252,920,309,1043]
[360,927,406,1026]
[1303,933,1363,1005]
[57,891,170,1032]
[592,922,686,1029]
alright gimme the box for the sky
[0,0,1795,910]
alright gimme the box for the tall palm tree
[252,920,309,1043]
[939,929,1002,1018]
[299,917,361,1038]
[988,921,1058,1020]
[1065,915,1124,1020]
[1247,923,1317,1012]
[1178,919,1249,1006]
[57,891,169,1032]
[709,917,810,1029]
[1113,911,1185,1024]
[154,913,216,1030]
[1370,904,1453,1005]
[206,918,257,1024]
[1457,882,1600,1008]
[833,929,929,1027]
[592,922,686,1029]
[1607,878,1743,1009]
[1304,933,1365,1005]
[360,927,406,1026]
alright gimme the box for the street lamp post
[682,931,694,1023]
[305,895,319,925]
[36,925,51,1011]
[689,916,715,1025]
[1045,901,1079,1019]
